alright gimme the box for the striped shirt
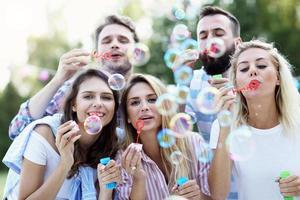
[116,133,211,200]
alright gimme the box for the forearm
[22,164,69,200]
[28,77,64,119]
[98,188,113,200]
[130,177,146,200]
[208,127,232,200]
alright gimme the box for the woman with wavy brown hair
[4,69,121,200]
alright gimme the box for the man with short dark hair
[8,14,139,139]
[185,6,242,200]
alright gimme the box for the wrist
[99,187,113,200]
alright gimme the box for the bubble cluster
[108,74,126,91]
[84,115,102,135]
[157,129,176,148]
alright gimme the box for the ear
[72,105,76,112]
[127,118,131,124]
[234,37,242,48]
[276,72,280,85]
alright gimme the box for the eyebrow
[127,93,157,101]
[80,91,113,95]
[238,57,267,66]
[199,27,225,35]
[101,34,130,41]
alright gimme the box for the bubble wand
[135,119,144,143]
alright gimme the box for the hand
[97,160,121,188]
[171,179,202,199]
[121,143,146,180]
[55,121,81,170]
[172,49,198,70]
[279,175,300,197]
[53,49,90,83]
[208,77,229,89]
[214,85,236,113]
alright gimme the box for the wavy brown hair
[61,69,119,178]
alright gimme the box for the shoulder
[33,124,56,149]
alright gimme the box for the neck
[246,97,279,129]
[140,129,161,162]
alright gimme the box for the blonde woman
[115,74,211,200]
[208,40,300,200]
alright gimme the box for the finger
[70,134,81,143]
[64,56,90,66]
[60,129,80,148]
[179,180,197,190]
[280,175,299,184]
[101,165,120,177]
[105,160,116,169]
[56,121,74,144]
[210,78,229,84]
[121,146,133,168]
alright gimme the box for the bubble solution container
[100,157,117,190]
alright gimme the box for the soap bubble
[176,85,190,104]
[157,129,176,148]
[169,113,193,138]
[108,74,126,91]
[172,24,190,41]
[164,48,181,69]
[155,93,178,116]
[205,38,226,58]
[84,115,102,135]
[226,126,256,161]
[196,87,219,114]
[127,43,150,66]
[174,65,193,85]
[170,150,184,165]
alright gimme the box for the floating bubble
[176,85,190,104]
[172,24,190,41]
[127,43,150,66]
[181,49,199,62]
[174,65,193,85]
[164,48,181,69]
[226,126,256,161]
[155,93,178,116]
[294,78,300,89]
[186,112,197,124]
[218,110,232,127]
[205,38,226,58]
[170,150,184,165]
[180,38,198,51]
[108,74,126,91]
[196,87,219,115]
[172,7,185,20]
[169,113,193,138]
[157,129,176,148]
[84,115,102,135]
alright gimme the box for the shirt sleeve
[209,119,220,149]
[23,131,48,165]
[8,81,71,140]
[8,100,35,140]
[115,151,132,200]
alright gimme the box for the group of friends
[2,5,300,200]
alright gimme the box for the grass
[0,170,8,199]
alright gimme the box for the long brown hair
[61,69,119,178]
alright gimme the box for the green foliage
[0,83,27,170]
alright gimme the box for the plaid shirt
[8,80,72,140]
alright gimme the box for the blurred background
[0,0,299,195]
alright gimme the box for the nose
[92,97,103,108]
[110,38,120,50]
[249,64,258,77]
[140,100,150,112]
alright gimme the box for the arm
[208,126,232,200]
[18,122,81,200]
[8,49,90,139]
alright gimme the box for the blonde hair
[120,73,192,187]
[229,40,300,135]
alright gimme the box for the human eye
[101,95,113,101]
[130,100,140,106]
[148,97,157,103]
[257,65,267,69]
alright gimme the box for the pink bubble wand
[135,119,144,143]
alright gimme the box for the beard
[200,44,236,75]
[102,59,132,76]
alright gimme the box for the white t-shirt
[9,131,73,200]
[210,120,300,200]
